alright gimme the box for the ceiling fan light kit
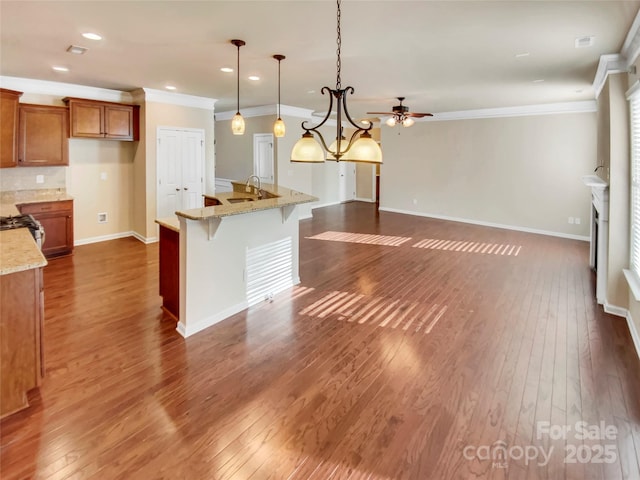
[290,0,382,164]
[369,96,432,128]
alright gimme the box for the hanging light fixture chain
[336,0,341,89]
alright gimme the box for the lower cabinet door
[39,213,73,257]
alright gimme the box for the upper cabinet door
[64,98,139,141]
[69,101,103,138]
[18,104,69,167]
[104,104,136,140]
[0,89,23,168]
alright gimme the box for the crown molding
[622,8,640,67]
[0,76,133,102]
[140,88,217,110]
[592,54,628,98]
[419,100,597,123]
[215,104,276,121]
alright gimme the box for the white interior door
[157,127,204,218]
[254,133,274,184]
[339,162,356,202]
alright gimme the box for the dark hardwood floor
[1,202,639,479]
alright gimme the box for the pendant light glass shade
[273,117,286,138]
[327,136,349,161]
[291,132,325,163]
[232,112,245,135]
[273,54,286,138]
[343,131,382,164]
[231,39,246,135]
[385,117,397,127]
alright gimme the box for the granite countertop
[0,189,72,275]
[155,216,180,232]
[0,228,47,275]
[175,182,317,221]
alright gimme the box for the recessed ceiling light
[575,36,594,48]
[67,45,88,55]
[165,85,176,91]
[307,90,315,94]
[52,66,69,72]
[515,52,530,58]
[82,32,102,41]
[220,67,233,73]
[532,79,545,83]
[248,75,260,81]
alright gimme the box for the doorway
[156,127,205,219]
[339,162,356,202]
[253,133,274,185]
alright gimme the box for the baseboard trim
[604,302,629,318]
[131,231,157,244]
[75,231,158,246]
[626,311,640,361]
[176,300,249,338]
[312,200,342,210]
[378,207,590,242]
[74,231,135,246]
[355,197,375,203]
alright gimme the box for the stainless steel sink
[227,197,255,204]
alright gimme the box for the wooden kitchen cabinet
[18,104,69,166]
[64,97,139,141]
[159,224,179,320]
[20,200,74,258]
[0,88,22,168]
[0,267,44,419]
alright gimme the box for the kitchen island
[156,182,316,338]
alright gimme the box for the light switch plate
[36,175,44,184]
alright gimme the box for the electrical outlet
[575,217,581,225]
[100,172,108,181]
[98,212,108,224]
[412,198,418,205]
[568,217,574,224]
[36,175,44,184]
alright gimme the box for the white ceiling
[1,1,638,119]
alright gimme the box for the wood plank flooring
[1,201,639,479]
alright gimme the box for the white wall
[380,112,596,238]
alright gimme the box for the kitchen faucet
[246,175,262,198]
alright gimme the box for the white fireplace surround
[583,175,609,305]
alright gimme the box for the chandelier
[290,0,382,164]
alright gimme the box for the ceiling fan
[367,97,433,127]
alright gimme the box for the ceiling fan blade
[366,112,396,115]
[406,113,433,117]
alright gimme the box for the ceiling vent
[575,36,594,48]
[67,45,88,55]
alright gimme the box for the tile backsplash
[1,166,66,192]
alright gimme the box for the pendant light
[273,54,286,138]
[290,0,382,164]
[231,39,245,135]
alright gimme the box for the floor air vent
[246,237,293,307]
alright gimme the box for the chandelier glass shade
[290,0,382,164]
[231,39,245,135]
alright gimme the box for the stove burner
[0,215,39,231]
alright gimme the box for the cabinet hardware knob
[184,187,188,191]
[175,188,180,191]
